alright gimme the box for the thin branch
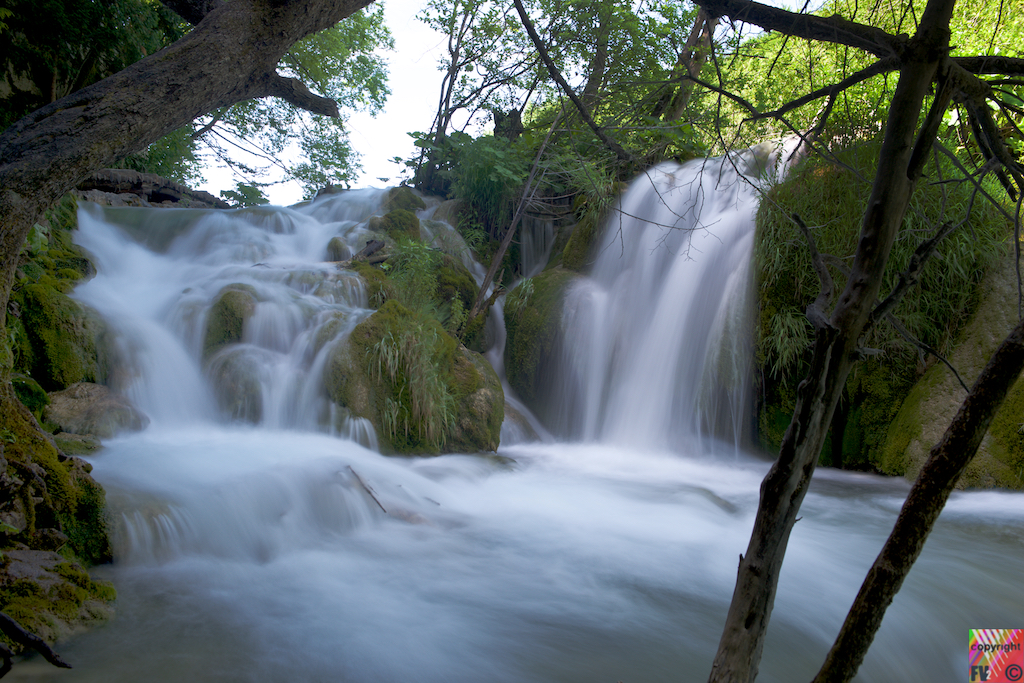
[744,58,897,123]
[870,219,958,327]
[886,313,969,392]
[0,612,72,672]
[510,0,633,164]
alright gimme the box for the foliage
[755,144,1012,467]
[0,0,186,130]
[198,6,393,197]
[220,182,270,208]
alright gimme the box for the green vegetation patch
[503,268,580,414]
[755,145,1010,468]
[202,285,257,358]
[326,300,502,454]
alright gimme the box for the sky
[197,0,451,207]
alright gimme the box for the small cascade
[538,153,774,449]
[73,190,403,445]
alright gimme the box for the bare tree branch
[510,0,634,164]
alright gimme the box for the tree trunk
[812,315,1024,682]
[0,0,374,379]
[704,0,956,680]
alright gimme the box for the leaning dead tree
[686,0,1024,682]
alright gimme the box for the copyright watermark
[970,630,1024,682]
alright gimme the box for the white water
[9,170,1024,682]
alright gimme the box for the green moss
[561,213,598,272]
[370,209,421,242]
[12,373,49,422]
[383,186,426,213]
[0,388,111,565]
[754,144,1010,467]
[328,300,501,454]
[349,261,395,309]
[981,375,1024,488]
[14,283,103,391]
[503,268,579,413]
[203,285,257,358]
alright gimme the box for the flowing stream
[9,159,1024,682]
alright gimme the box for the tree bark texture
[812,316,1024,682]
[701,0,957,680]
[0,0,375,377]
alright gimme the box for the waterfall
[541,153,774,449]
[16,172,1021,683]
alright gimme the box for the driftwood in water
[0,611,71,678]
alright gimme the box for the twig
[347,466,387,514]
[792,213,834,330]
[885,314,969,393]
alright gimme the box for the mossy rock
[503,268,581,419]
[202,285,257,358]
[383,186,426,214]
[879,248,1023,488]
[206,348,265,423]
[13,282,105,392]
[0,550,115,654]
[561,214,598,272]
[369,209,421,242]
[44,382,149,439]
[0,385,111,565]
[325,300,502,454]
[326,236,352,262]
[348,261,395,309]
[12,374,49,422]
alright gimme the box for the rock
[0,549,115,652]
[206,347,265,423]
[503,268,581,421]
[326,236,352,262]
[368,209,421,242]
[881,248,1024,489]
[76,168,230,209]
[326,300,503,454]
[203,285,258,358]
[43,382,149,439]
[14,282,107,391]
[382,186,426,213]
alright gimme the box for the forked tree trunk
[702,0,957,679]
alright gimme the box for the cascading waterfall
[10,170,1024,683]
[543,153,768,448]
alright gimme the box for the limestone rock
[43,382,149,438]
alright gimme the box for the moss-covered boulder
[12,374,49,423]
[754,146,1009,469]
[206,348,264,423]
[560,213,598,272]
[326,236,352,262]
[12,282,106,392]
[0,550,115,655]
[369,209,421,242]
[202,285,257,358]
[325,300,502,454]
[43,382,149,438]
[382,186,426,214]
[0,386,111,566]
[880,249,1024,488]
[503,268,581,419]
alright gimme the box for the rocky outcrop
[203,285,258,358]
[880,248,1024,489]
[43,382,149,439]
[76,169,230,209]
[325,300,503,454]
